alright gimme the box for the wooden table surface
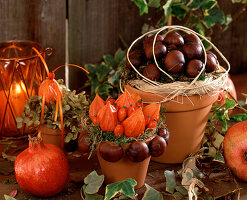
[0,72,247,200]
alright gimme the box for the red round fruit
[78,132,92,153]
[118,106,127,122]
[14,138,69,197]
[126,141,150,162]
[164,50,185,73]
[186,59,204,78]
[127,104,136,116]
[223,120,247,181]
[164,31,184,49]
[149,136,167,157]
[99,142,124,162]
[114,124,124,137]
[181,43,203,59]
[143,64,161,81]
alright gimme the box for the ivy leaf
[104,178,137,200]
[114,49,126,63]
[225,98,237,110]
[164,170,176,193]
[196,23,205,36]
[213,152,225,163]
[175,186,188,196]
[148,0,160,8]
[142,184,163,200]
[203,4,225,28]
[171,4,189,21]
[108,69,123,86]
[82,185,104,200]
[4,195,16,200]
[84,171,104,194]
[212,132,224,149]
[104,55,116,67]
[163,0,173,24]
[95,64,111,82]
[187,0,211,9]
[96,84,113,99]
[231,113,247,122]
[131,0,149,15]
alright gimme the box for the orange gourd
[89,94,106,125]
[122,108,145,138]
[143,104,161,121]
[115,90,135,108]
[97,101,118,132]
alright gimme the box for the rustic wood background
[0,0,247,90]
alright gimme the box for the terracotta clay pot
[39,125,63,148]
[97,138,153,189]
[125,84,218,163]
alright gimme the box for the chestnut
[144,41,167,60]
[164,31,184,49]
[183,33,201,44]
[164,50,185,73]
[143,64,160,81]
[181,43,203,59]
[126,141,149,162]
[126,50,143,69]
[143,34,164,49]
[205,51,218,73]
[186,59,204,78]
[99,141,124,162]
[78,132,92,153]
[158,128,170,144]
[149,136,167,157]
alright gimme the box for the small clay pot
[39,125,64,148]
[125,84,219,163]
[97,138,153,189]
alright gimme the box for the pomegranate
[15,137,69,197]
[223,120,247,181]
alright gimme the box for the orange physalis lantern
[97,101,118,132]
[143,104,161,121]
[115,90,135,108]
[89,94,105,125]
[122,108,145,138]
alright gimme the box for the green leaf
[231,113,247,122]
[187,0,211,9]
[196,23,205,36]
[104,178,137,200]
[108,69,123,86]
[4,195,16,200]
[164,170,176,193]
[173,192,183,200]
[131,0,149,15]
[225,98,237,110]
[82,185,104,200]
[163,0,173,24]
[96,84,113,99]
[171,4,189,21]
[3,179,14,184]
[148,0,160,8]
[203,4,225,28]
[114,49,126,63]
[84,171,104,194]
[142,184,163,200]
[95,64,111,82]
[103,55,116,67]
[213,152,225,163]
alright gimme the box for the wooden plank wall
[68,0,148,90]
[0,0,66,79]
[0,0,247,90]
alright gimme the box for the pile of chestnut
[78,127,169,162]
[126,31,219,81]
